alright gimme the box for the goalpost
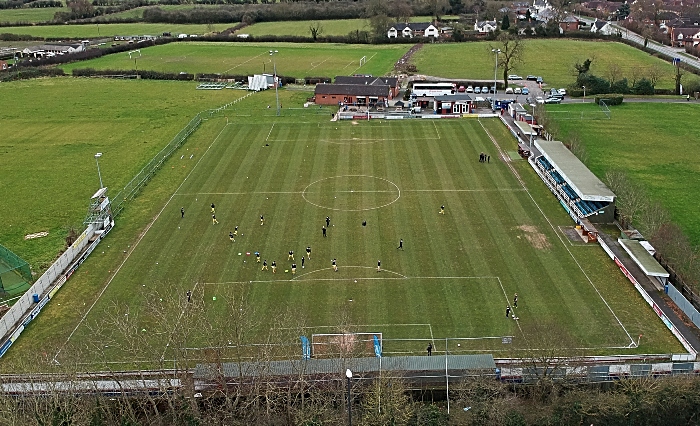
[359,55,367,67]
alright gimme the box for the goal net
[0,243,32,296]
[359,56,367,67]
[311,332,382,358]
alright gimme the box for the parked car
[474,86,481,94]
[521,87,529,95]
[466,85,474,93]
[514,87,522,94]
[544,97,561,104]
[526,75,537,81]
[536,76,543,83]
[505,87,514,94]
[558,88,567,96]
[535,96,545,104]
[482,86,489,93]
[508,74,523,80]
[549,88,560,96]
[458,85,466,92]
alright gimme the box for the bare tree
[606,62,623,87]
[422,0,450,21]
[309,21,324,41]
[646,65,664,88]
[565,131,588,164]
[604,170,648,229]
[390,0,413,22]
[491,33,526,90]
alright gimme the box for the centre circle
[301,175,400,211]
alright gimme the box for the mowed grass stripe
[67,119,646,362]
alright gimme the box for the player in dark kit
[505,306,511,318]
[260,215,264,226]
[322,226,327,237]
[377,260,381,272]
[326,216,331,227]
[301,257,305,268]
[397,239,403,250]
[181,207,185,218]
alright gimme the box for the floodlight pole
[271,50,280,116]
[492,48,501,96]
[346,369,353,426]
[582,85,586,103]
[95,152,103,189]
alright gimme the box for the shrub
[594,94,623,105]
[632,78,654,95]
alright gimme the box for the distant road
[577,16,700,72]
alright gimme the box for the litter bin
[32,293,40,303]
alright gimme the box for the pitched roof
[315,83,390,97]
[433,94,473,101]
[334,76,399,87]
[593,20,608,29]
[389,22,435,31]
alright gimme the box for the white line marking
[479,119,634,347]
[265,123,275,142]
[54,121,231,362]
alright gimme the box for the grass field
[241,15,448,37]
[0,78,251,275]
[61,42,408,78]
[550,101,700,245]
[0,7,68,24]
[411,40,680,90]
[2,90,682,368]
[0,22,231,38]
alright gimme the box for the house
[314,83,390,106]
[433,94,474,114]
[387,22,439,38]
[590,19,617,35]
[334,76,401,99]
[559,14,581,32]
[0,60,7,70]
[20,43,85,58]
[474,20,498,33]
[670,27,700,46]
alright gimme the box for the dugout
[618,239,670,286]
[532,140,615,224]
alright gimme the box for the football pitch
[50,112,682,367]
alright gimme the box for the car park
[514,87,522,94]
[508,75,523,80]
[467,85,474,93]
[505,87,514,94]
[474,86,481,93]
[526,75,537,81]
[521,87,529,95]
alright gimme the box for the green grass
[0,78,246,274]
[0,22,231,38]
[61,42,408,78]
[411,39,679,90]
[241,15,444,37]
[2,92,682,368]
[0,7,68,24]
[550,102,700,245]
